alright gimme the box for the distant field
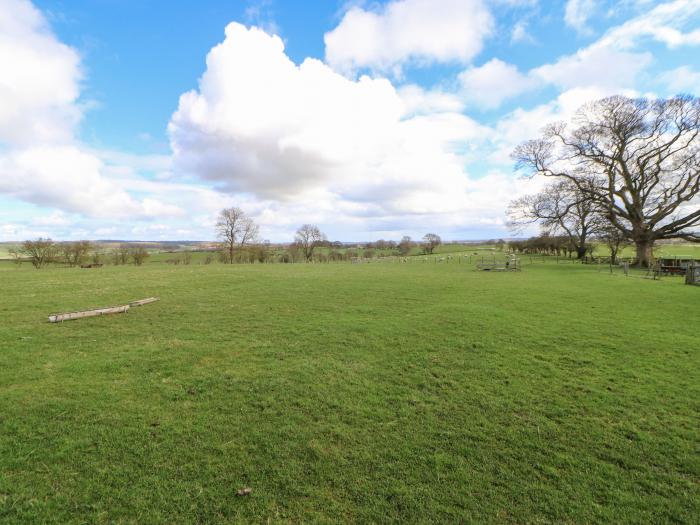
[148,249,216,264]
[144,242,700,265]
[0,243,20,259]
[1,259,698,523]
[634,243,700,258]
[590,243,700,259]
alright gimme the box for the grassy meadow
[1,258,698,523]
[594,243,700,260]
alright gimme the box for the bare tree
[252,240,272,263]
[60,241,93,267]
[287,242,303,262]
[216,207,259,264]
[130,246,150,266]
[397,236,413,256]
[20,238,57,269]
[294,224,325,261]
[514,95,700,266]
[598,225,630,265]
[8,248,22,265]
[508,180,601,259]
[112,244,131,265]
[422,233,442,254]
[374,239,396,251]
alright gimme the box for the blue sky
[1,0,699,242]
[33,1,340,153]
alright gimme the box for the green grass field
[1,260,698,523]
[594,243,700,259]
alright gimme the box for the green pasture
[0,259,698,523]
[591,243,700,259]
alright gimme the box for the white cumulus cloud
[0,0,82,145]
[166,22,549,238]
[659,66,700,94]
[531,45,651,91]
[0,146,182,219]
[0,0,182,221]
[169,23,489,217]
[459,59,538,108]
[324,0,494,75]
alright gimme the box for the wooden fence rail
[48,297,159,323]
[49,305,130,323]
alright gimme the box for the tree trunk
[635,240,654,267]
[576,246,587,259]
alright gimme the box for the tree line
[214,206,444,263]
[12,222,445,268]
[10,239,151,269]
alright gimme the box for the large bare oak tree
[513,95,700,266]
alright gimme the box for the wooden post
[129,297,159,307]
[49,305,130,323]
[49,297,158,323]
